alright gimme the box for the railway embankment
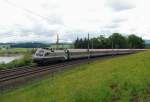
[0,51,150,102]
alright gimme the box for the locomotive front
[33,48,67,65]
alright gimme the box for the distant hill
[11,42,50,48]
[8,42,50,48]
[0,42,75,48]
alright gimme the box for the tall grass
[1,51,150,102]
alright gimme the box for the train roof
[39,48,146,53]
[67,49,130,52]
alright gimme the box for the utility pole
[91,39,93,49]
[88,33,90,63]
[56,34,59,50]
[112,37,114,56]
[112,38,113,49]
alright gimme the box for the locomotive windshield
[35,48,55,57]
[36,50,45,56]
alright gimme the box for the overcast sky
[0,0,149,43]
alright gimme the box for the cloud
[112,18,127,23]
[0,33,57,43]
[104,23,120,29]
[106,0,136,12]
[103,18,125,29]
[0,0,149,43]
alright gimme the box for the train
[33,48,145,64]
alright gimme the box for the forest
[74,33,145,49]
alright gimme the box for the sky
[0,0,150,43]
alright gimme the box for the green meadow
[0,48,32,56]
[1,51,150,102]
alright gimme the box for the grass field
[1,51,150,102]
[0,48,36,56]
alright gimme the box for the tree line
[74,33,145,49]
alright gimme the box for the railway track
[0,55,129,92]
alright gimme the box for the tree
[128,34,145,48]
[90,37,100,49]
[74,33,145,49]
[74,37,80,48]
[97,35,110,48]
[109,33,128,49]
[79,38,83,48]
[83,38,88,49]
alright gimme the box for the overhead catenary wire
[3,0,56,25]
[3,0,69,44]
[2,0,88,44]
